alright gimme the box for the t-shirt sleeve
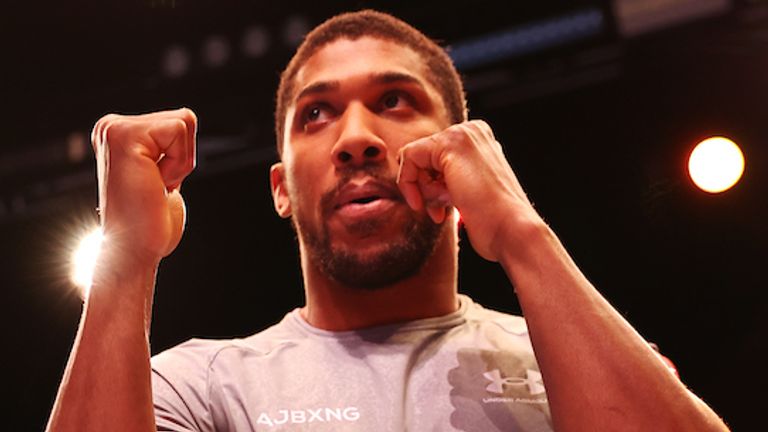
[151,340,217,432]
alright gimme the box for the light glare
[71,227,104,295]
[688,137,745,194]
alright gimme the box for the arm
[500,218,726,431]
[397,120,728,431]
[46,109,197,432]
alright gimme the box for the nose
[331,103,387,168]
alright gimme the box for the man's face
[272,37,451,289]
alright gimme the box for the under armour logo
[483,369,545,395]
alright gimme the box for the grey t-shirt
[151,295,553,431]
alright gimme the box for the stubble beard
[291,168,444,291]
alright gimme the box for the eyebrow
[294,71,426,102]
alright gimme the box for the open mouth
[348,195,381,205]
[330,180,401,216]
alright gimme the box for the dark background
[2,0,765,430]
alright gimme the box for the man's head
[275,9,467,157]
[270,10,466,290]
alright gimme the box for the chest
[207,335,553,431]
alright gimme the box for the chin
[297,202,445,290]
[321,229,442,291]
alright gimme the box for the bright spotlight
[688,136,745,194]
[71,227,104,296]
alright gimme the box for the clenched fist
[91,108,197,267]
[397,120,539,263]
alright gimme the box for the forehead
[293,37,433,99]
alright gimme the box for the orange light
[688,137,745,193]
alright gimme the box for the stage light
[242,25,270,58]
[71,227,104,296]
[66,131,87,163]
[202,35,230,68]
[283,15,310,47]
[162,45,189,78]
[688,136,745,193]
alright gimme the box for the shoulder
[151,338,235,377]
[461,295,530,337]
[151,312,303,380]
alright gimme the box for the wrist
[85,241,159,331]
[495,214,560,282]
[493,210,551,260]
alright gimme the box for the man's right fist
[91,108,197,266]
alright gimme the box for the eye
[380,91,412,111]
[383,93,401,109]
[307,106,323,121]
[300,103,333,131]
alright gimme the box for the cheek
[286,163,325,211]
[381,120,444,152]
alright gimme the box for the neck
[299,224,460,331]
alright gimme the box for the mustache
[319,164,402,216]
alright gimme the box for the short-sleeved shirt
[151,295,553,431]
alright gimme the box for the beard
[291,165,444,290]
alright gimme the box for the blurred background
[2,0,765,429]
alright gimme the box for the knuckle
[463,120,496,146]
[467,120,486,135]
[96,113,119,125]
[92,114,115,140]
[480,121,495,139]
[168,118,188,136]
[94,113,128,141]
[446,122,464,133]
[444,124,465,141]
[177,108,198,131]
[400,142,416,155]
[444,125,470,148]
[102,120,128,143]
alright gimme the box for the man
[46,10,729,432]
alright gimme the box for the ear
[270,162,292,218]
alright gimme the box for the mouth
[333,181,400,209]
[344,195,383,206]
[330,180,403,221]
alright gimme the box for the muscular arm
[398,120,729,431]
[500,218,726,431]
[46,109,197,432]
[46,254,159,432]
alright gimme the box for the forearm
[46,249,159,432]
[502,220,728,431]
